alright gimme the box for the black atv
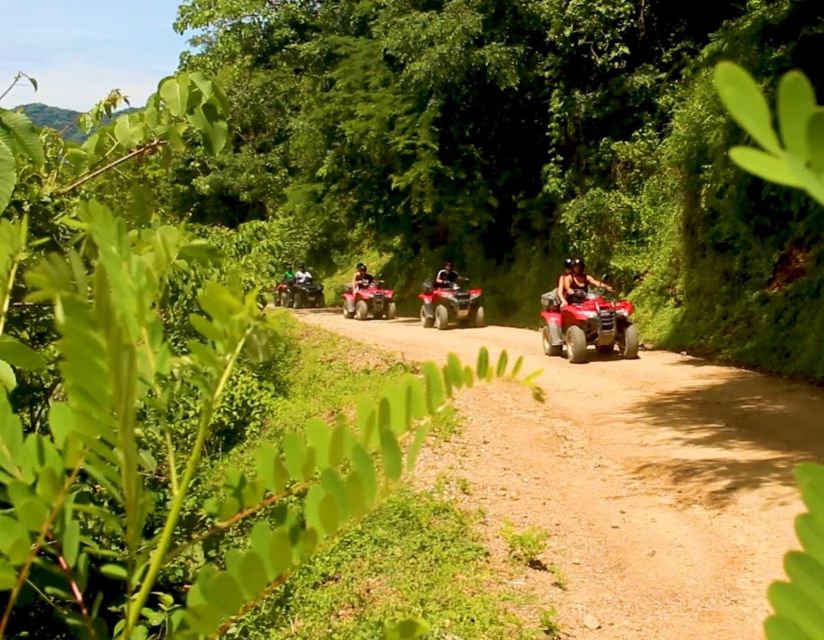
[290,277,325,309]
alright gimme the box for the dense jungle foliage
[158,0,824,379]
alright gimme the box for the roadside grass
[196,320,547,639]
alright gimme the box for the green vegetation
[17,103,140,143]
[714,62,824,640]
[0,59,544,638]
[500,521,549,568]
[159,0,824,380]
[184,324,537,640]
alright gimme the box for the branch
[165,482,309,564]
[125,327,254,636]
[0,456,84,636]
[55,548,97,640]
[55,140,166,195]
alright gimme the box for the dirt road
[298,309,823,639]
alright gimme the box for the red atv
[419,278,485,330]
[342,278,397,320]
[540,288,639,363]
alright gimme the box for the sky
[0,0,189,111]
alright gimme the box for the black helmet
[299,265,306,271]
[357,262,366,270]
[564,258,574,269]
[573,257,585,268]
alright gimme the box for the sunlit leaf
[728,147,801,187]
[778,71,816,157]
[0,140,16,214]
[714,61,780,153]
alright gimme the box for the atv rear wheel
[473,306,486,328]
[355,300,369,321]
[565,325,587,364]
[617,324,640,359]
[420,306,434,328]
[386,302,397,320]
[314,295,325,309]
[434,305,449,330]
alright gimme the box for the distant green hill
[16,103,140,143]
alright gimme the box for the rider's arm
[558,274,570,306]
[587,274,613,292]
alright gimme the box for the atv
[275,277,325,308]
[342,278,397,320]
[419,278,485,330]
[539,287,639,363]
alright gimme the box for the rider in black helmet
[435,260,460,288]
[559,257,612,307]
[352,262,374,292]
[543,258,574,310]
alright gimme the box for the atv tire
[279,292,289,308]
[314,295,325,309]
[473,306,486,328]
[293,292,304,309]
[355,300,369,321]
[343,305,355,320]
[565,325,587,364]
[434,305,449,330]
[386,302,397,320]
[420,306,434,328]
[542,326,563,357]
[618,324,640,359]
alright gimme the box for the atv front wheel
[565,325,587,364]
[473,306,486,328]
[355,300,369,321]
[386,302,397,320]
[420,306,434,328]
[434,304,449,330]
[343,305,355,320]
[293,292,304,309]
[617,324,640,359]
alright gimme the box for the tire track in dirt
[297,309,824,639]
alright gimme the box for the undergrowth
[190,320,539,639]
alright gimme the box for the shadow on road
[627,360,824,504]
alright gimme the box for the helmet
[357,262,366,271]
[564,258,574,269]
[299,265,306,271]
[573,257,585,269]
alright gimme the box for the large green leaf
[806,110,824,173]
[0,336,45,370]
[714,61,781,154]
[0,110,44,166]
[0,140,16,214]
[159,75,191,118]
[728,147,802,188]
[189,103,228,155]
[778,71,816,158]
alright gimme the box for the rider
[435,260,460,288]
[352,262,374,292]
[543,258,573,310]
[283,264,295,282]
[559,258,613,307]
[295,265,312,284]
